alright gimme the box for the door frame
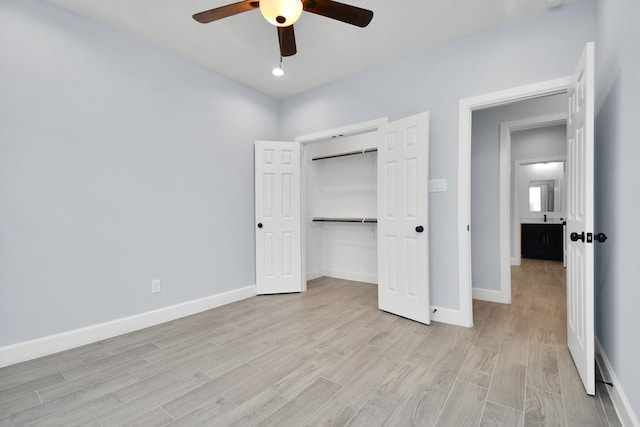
[457,76,572,327]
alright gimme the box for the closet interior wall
[304,132,378,284]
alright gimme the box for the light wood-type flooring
[0,259,620,426]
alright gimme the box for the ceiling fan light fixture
[260,0,303,27]
[272,56,285,76]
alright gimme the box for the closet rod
[312,217,377,224]
[311,148,377,161]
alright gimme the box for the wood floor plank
[223,352,312,405]
[457,345,498,388]
[302,399,356,427]
[161,363,260,419]
[259,377,342,427]
[322,344,382,385]
[10,373,138,427]
[333,355,395,409]
[387,383,449,427]
[378,356,434,399]
[488,336,528,411]
[61,343,158,380]
[435,380,488,427]
[0,373,65,402]
[166,395,237,427]
[527,342,561,394]
[345,389,403,427]
[19,394,120,427]
[207,390,286,427]
[39,362,143,402]
[419,349,467,392]
[270,351,343,399]
[480,401,524,427]
[0,392,41,417]
[95,371,210,425]
[111,405,173,427]
[524,387,565,427]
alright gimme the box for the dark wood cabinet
[521,223,563,261]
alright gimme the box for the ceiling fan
[192,0,374,57]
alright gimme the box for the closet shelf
[311,148,377,161]
[312,217,377,224]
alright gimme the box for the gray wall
[280,0,597,309]
[0,0,279,346]
[595,0,640,416]
[470,96,566,291]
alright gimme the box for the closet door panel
[255,141,302,294]
[378,112,430,325]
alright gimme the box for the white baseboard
[472,287,511,304]
[430,306,472,328]
[322,269,378,284]
[0,285,257,369]
[511,257,521,266]
[595,336,640,427]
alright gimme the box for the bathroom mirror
[529,179,559,212]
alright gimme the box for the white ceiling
[44,0,565,99]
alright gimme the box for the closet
[255,112,432,324]
[304,133,379,284]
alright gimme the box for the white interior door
[255,141,302,294]
[377,112,430,324]
[566,42,595,395]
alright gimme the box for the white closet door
[566,42,595,395]
[377,112,430,324]
[255,141,302,294]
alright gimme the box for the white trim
[472,288,511,304]
[295,117,388,144]
[595,336,640,427]
[0,285,257,368]
[430,306,470,327]
[458,76,572,328]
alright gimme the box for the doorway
[470,98,567,304]
[457,76,571,327]
[459,40,596,397]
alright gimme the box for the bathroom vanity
[521,223,564,261]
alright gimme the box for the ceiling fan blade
[303,0,373,27]
[278,25,297,57]
[193,1,259,24]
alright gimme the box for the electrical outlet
[151,279,161,294]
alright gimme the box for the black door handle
[415,226,424,233]
[595,233,608,243]
[257,223,263,228]
[570,232,585,242]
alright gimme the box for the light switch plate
[429,179,447,192]
[151,279,161,294]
